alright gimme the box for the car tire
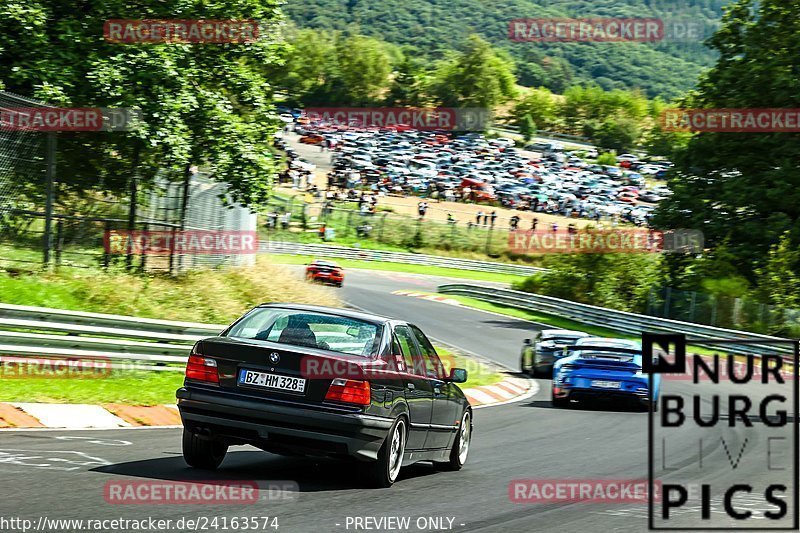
[437,409,472,471]
[182,429,228,470]
[640,398,658,412]
[551,389,569,408]
[363,416,406,488]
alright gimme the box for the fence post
[102,221,111,269]
[378,213,387,242]
[42,132,57,267]
[140,222,148,272]
[54,219,63,267]
[710,294,718,326]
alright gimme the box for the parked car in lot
[299,134,325,145]
[305,259,344,287]
[177,304,472,487]
[520,329,589,376]
[551,337,659,411]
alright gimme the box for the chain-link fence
[0,90,257,275]
[0,91,52,269]
[146,172,257,273]
[260,196,517,258]
[646,287,800,337]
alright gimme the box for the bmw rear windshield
[224,308,383,356]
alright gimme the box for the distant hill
[285,0,730,99]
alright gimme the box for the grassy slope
[0,372,184,406]
[0,343,503,404]
[0,258,339,323]
[266,254,526,285]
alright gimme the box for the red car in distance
[306,260,344,287]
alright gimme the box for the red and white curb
[466,376,538,409]
[391,290,462,306]
[0,403,181,430]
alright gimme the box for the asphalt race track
[0,269,795,532]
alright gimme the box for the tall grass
[0,257,340,323]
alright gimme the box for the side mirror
[523,338,532,345]
[448,368,468,384]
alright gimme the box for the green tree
[428,35,517,109]
[0,0,284,206]
[654,0,800,274]
[513,87,557,131]
[385,52,429,107]
[519,114,536,142]
[273,28,337,106]
[755,234,800,309]
[334,34,393,105]
[594,116,641,152]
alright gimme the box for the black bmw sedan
[177,304,472,487]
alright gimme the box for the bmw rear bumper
[177,387,392,461]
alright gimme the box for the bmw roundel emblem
[269,352,280,364]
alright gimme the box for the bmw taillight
[185,354,219,384]
[325,378,371,406]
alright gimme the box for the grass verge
[265,254,526,285]
[0,345,503,405]
[0,371,184,405]
[0,257,340,323]
[436,345,505,389]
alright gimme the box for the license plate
[239,369,306,393]
[591,380,621,389]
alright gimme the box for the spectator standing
[489,211,497,227]
[510,215,520,230]
[418,201,428,219]
[476,210,484,225]
[532,217,539,231]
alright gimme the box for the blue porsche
[551,337,660,410]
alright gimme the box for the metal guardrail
[0,303,227,370]
[261,241,546,277]
[438,284,795,357]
